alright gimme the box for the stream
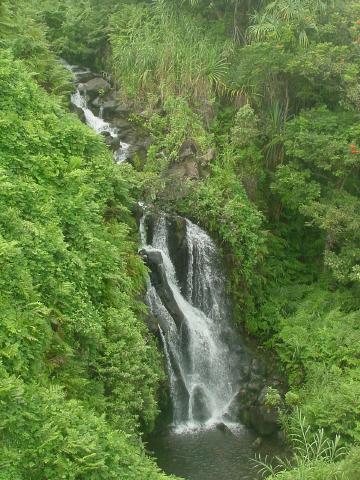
[66,62,284,480]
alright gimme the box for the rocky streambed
[66,64,151,162]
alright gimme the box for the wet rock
[251,358,267,377]
[139,248,185,330]
[248,403,279,437]
[141,214,156,245]
[237,382,282,437]
[68,65,93,83]
[191,385,211,422]
[227,347,286,437]
[240,365,251,382]
[247,376,264,393]
[140,249,163,270]
[166,216,188,295]
[92,93,118,111]
[101,131,119,149]
[126,138,147,160]
[111,117,132,130]
[145,312,159,333]
[115,102,134,116]
[128,136,152,163]
[80,77,111,93]
[216,422,232,434]
[70,104,86,123]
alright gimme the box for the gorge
[68,62,284,479]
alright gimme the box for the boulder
[216,422,232,434]
[110,117,132,130]
[115,102,134,115]
[80,77,111,93]
[70,104,86,123]
[71,67,93,83]
[248,403,279,436]
[92,94,118,110]
[101,131,119,149]
[236,382,281,437]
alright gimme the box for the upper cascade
[64,62,130,163]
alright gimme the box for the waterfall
[141,213,241,432]
[63,60,244,434]
[64,63,130,163]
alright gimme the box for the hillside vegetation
[0,2,176,478]
[1,0,360,478]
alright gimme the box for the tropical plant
[252,409,346,478]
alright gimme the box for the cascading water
[65,63,130,163]
[64,59,285,479]
[141,213,241,432]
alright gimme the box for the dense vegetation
[0,2,176,479]
[2,0,360,478]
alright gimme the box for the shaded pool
[147,425,285,480]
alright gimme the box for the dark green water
[148,425,284,480]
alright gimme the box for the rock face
[168,159,199,181]
[248,387,280,436]
[232,356,285,436]
[199,148,216,166]
[179,139,198,161]
[140,248,186,332]
[165,139,200,185]
[70,68,151,163]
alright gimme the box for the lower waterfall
[141,213,242,432]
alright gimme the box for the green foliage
[108,2,232,104]
[265,446,360,479]
[0,0,72,96]
[145,96,212,164]
[273,107,360,284]
[39,0,119,67]
[0,371,171,480]
[4,0,360,477]
[0,48,171,478]
[265,386,282,408]
[272,287,360,446]
[254,410,346,479]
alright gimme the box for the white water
[141,214,241,433]
[65,63,130,163]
